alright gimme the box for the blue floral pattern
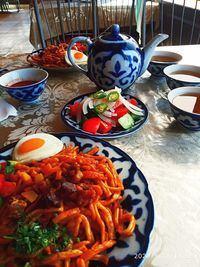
[88,50,141,90]
[171,107,200,130]
[0,133,154,267]
[6,81,47,103]
[166,77,200,90]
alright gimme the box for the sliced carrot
[21,190,38,203]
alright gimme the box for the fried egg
[12,133,64,163]
[65,49,88,66]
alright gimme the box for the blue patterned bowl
[0,68,48,103]
[168,86,200,131]
[164,64,200,90]
[147,50,182,77]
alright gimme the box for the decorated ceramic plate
[61,93,149,139]
[0,133,154,267]
[27,48,87,72]
[27,49,73,71]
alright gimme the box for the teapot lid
[100,24,129,42]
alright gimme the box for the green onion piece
[4,220,72,255]
[5,165,15,174]
[76,237,81,242]
[94,103,108,113]
[107,91,120,102]
[93,90,107,99]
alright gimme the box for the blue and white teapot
[67,24,168,90]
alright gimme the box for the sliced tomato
[113,99,123,109]
[82,117,101,134]
[0,162,7,171]
[0,174,5,191]
[128,98,137,106]
[69,102,80,119]
[115,106,129,118]
[98,120,113,134]
[0,181,16,197]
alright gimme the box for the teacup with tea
[148,50,182,77]
[168,86,200,131]
[164,64,200,90]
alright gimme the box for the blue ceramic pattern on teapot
[88,50,142,89]
[67,24,168,90]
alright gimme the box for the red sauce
[9,80,37,87]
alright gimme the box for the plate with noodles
[0,133,154,267]
[27,43,87,71]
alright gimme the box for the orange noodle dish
[0,133,136,267]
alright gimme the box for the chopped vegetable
[98,121,113,134]
[107,91,120,102]
[21,190,38,203]
[115,106,129,118]
[118,113,134,129]
[82,97,93,115]
[4,220,73,255]
[82,117,101,134]
[5,165,15,174]
[93,90,107,99]
[131,112,142,122]
[69,102,80,119]
[0,173,16,197]
[128,99,137,106]
[94,103,108,114]
[68,87,144,134]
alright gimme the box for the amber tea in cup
[148,50,182,77]
[168,86,200,131]
[172,93,200,114]
[151,55,178,63]
[8,80,37,87]
[169,70,200,82]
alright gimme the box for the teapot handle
[67,36,92,76]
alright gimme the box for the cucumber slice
[118,113,134,129]
[131,113,142,122]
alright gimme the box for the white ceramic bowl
[148,50,182,77]
[164,64,200,90]
[168,86,200,131]
[0,68,48,103]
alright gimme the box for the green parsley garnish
[4,220,73,255]
[5,164,15,174]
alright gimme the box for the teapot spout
[139,34,169,76]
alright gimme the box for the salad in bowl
[61,88,148,138]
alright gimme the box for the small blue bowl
[0,68,48,103]
[148,50,182,77]
[164,64,200,90]
[168,86,200,131]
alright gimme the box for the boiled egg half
[12,133,64,163]
[65,49,88,66]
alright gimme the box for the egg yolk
[74,51,83,60]
[18,138,45,154]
